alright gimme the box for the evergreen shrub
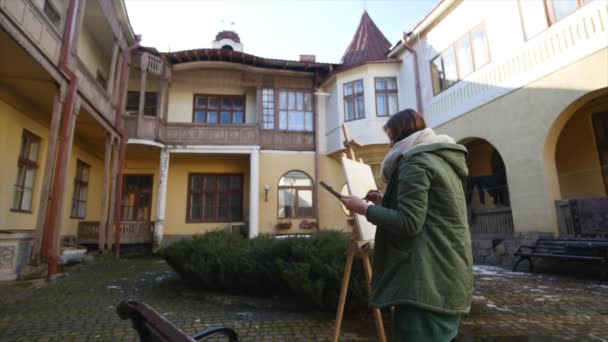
[161,230,369,311]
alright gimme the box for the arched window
[278,171,314,218]
[221,45,234,51]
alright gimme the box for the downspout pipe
[43,0,80,278]
[402,33,423,114]
[113,35,141,257]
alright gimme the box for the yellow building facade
[3,0,606,279]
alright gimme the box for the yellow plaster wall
[59,141,105,237]
[167,75,257,124]
[0,94,50,231]
[258,152,317,235]
[164,154,249,235]
[77,25,110,81]
[317,155,350,232]
[555,110,605,198]
[435,49,608,233]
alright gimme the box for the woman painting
[340,109,473,341]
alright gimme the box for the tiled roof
[163,48,338,73]
[339,11,391,69]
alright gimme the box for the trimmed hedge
[161,230,369,311]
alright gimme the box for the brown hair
[383,109,427,143]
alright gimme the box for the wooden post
[107,138,119,251]
[32,85,64,264]
[333,124,386,342]
[98,133,113,250]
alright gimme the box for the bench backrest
[535,238,608,257]
[117,300,196,342]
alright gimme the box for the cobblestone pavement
[0,257,607,341]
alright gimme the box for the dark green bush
[161,230,369,311]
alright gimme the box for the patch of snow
[472,296,486,301]
[534,297,545,302]
[479,277,495,281]
[473,265,504,275]
[155,275,171,283]
[588,334,607,342]
[106,286,121,290]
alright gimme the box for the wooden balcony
[76,57,114,124]
[125,122,316,151]
[77,221,153,245]
[0,0,64,65]
[468,207,514,236]
[160,122,259,145]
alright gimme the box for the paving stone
[1,258,608,341]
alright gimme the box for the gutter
[401,34,423,114]
[113,35,141,257]
[43,0,80,278]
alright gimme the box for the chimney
[299,54,316,63]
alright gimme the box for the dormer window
[221,45,234,51]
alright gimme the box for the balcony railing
[160,122,259,145]
[468,207,514,236]
[1,0,64,64]
[77,220,153,245]
[133,52,165,76]
[76,57,113,124]
[130,122,315,150]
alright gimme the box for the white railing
[426,1,608,127]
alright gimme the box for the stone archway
[460,138,514,236]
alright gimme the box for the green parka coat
[365,143,473,315]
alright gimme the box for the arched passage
[460,138,514,236]
[545,87,608,236]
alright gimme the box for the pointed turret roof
[340,11,391,68]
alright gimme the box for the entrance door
[120,175,153,244]
[122,175,153,221]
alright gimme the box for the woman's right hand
[363,190,382,205]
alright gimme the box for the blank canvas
[341,157,377,242]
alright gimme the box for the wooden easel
[333,125,387,342]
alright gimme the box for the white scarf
[380,128,455,183]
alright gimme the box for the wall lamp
[264,184,271,202]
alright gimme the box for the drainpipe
[43,0,80,278]
[402,33,423,114]
[113,36,142,257]
[313,71,321,231]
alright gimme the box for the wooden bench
[117,300,239,341]
[513,238,608,279]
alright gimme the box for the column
[249,149,260,238]
[50,98,81,257]
[137,54,148,138]
[153,148,170,251]
[98,133,113,250]
[32,85,65,264]
[106,138,119,251]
